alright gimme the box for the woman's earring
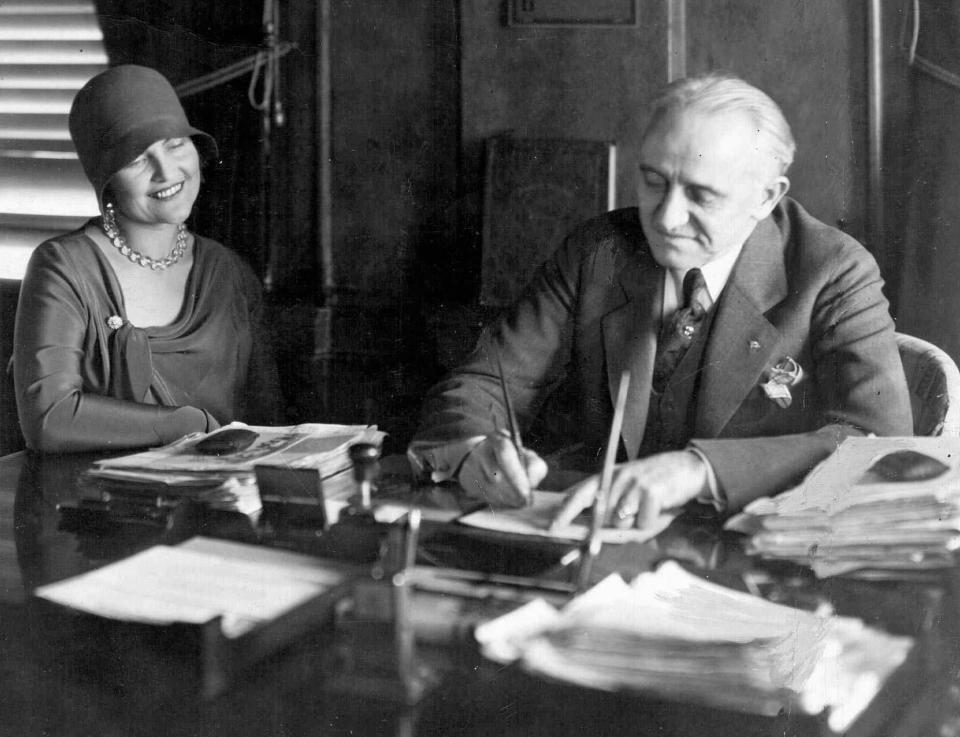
[102,202,121,235]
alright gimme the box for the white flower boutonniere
[107,315,124,331]
[760,356,804,408]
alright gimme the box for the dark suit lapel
[697,215,789,437]
[602,248,662,460]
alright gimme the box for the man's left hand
[550,450,709,531]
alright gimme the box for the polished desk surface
[1,450,960,737]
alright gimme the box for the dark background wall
[460,0,668,213]
[882,1,960,362]
[457,1,868,238]
[329,2,459,307]
[687,1,867,240]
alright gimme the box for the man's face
[637,109,788,271]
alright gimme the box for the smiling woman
[12,65,280,453]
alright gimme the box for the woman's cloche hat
[68,64,218,210]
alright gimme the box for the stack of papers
[80,423,384,517]
[725,437,960,578]
[475,561,913,732]
[78,469,262,515]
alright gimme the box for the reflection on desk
[1,449,960,737]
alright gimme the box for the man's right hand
[457,433,548,508]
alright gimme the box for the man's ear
[753,175,790,220]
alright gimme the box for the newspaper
[92,423,384,476]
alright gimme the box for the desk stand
[328,519,437,704]
[329,576,435,703]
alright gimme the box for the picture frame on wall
[507,0,638,27]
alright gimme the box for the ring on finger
[616,507,635,521]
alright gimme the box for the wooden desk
[1,450,958,737]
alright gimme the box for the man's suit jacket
[412,198,913,510]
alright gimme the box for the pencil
[495,347,532,507]
[495,347,523,453]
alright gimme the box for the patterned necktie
[652,268,711,393]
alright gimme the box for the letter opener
[576,369,631,592]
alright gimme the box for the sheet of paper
[457,490,674,544]
[35,537,350,638]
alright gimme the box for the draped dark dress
[13,227,279,452]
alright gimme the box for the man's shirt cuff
[687,446,727,512]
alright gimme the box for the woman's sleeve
[13,243,215,452]
[238,263,282,425]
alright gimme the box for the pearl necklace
[101,203,188,271]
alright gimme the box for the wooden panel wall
[287,1,460,440]
[888,0,960,360]
[460,0,670,219]
[687,1,867,241]
[328,1,460,306]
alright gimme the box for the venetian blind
[0,0,107,280]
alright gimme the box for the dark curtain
[94,0,270,278]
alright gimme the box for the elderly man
[408,73,912,530]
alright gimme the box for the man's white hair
[644,73,796,175]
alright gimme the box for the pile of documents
[79,423,384,517]
[726,436,960,578]
[475,561,913,732]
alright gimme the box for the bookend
[255,465,329,531]
[256,443,387,562]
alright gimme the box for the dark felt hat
[68,65,218,210]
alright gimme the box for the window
[0,0,108,280]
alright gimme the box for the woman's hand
[550,450,709,530]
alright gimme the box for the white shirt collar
[662,241,745,317]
